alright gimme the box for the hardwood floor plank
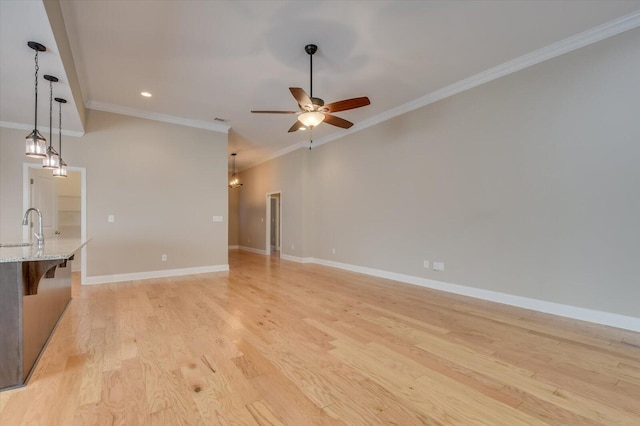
[1,251,638,425]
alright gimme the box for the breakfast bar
[0,238,86,390]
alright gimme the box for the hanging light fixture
[25,41,47,158]
[228,153,242,189]
[53,98,68,178]
[42,75,60,169]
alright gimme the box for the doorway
[23,164,87,280]
[265,192,281,257]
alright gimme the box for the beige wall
[236,27,640,318]
[237,148,311,257]
[1,109,228,277]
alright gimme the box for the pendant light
[228,153,242,189]
[42,75,60,169]
[25,41,47,158]
[53,98,68,178]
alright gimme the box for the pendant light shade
[228,153,242,189]
[25,130,47,158]
[53,159,67,178]
[53,97,68,178]
[25,42,47,158]
[43,75,60,169]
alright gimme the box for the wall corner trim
[83,264,229,285]
[280,256,640,332]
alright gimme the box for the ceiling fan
[251,44,370,133]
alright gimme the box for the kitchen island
[0,238,87,390]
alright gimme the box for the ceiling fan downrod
[305,44,317,98]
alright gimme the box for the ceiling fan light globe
[298,111,325,127]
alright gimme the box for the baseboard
[309,257,640,333]
[83,264,229,285]
[228,245,240,250]
[280,254,313,263]
[239,246,267,255]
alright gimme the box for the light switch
[108,215,115,223]
[212,216,223,222]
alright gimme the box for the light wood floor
[1,251,639,425]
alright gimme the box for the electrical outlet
[433,262,445,271]
[212,216,223,222]
[423,260,429,269]
[108,214,115,223]
[332,248,336,255]
[161,254,167,262]
[291,244,295,250]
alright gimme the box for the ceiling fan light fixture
[298,111,324,127]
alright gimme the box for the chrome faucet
[22,208,44,248]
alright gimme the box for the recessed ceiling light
[141,91,152,98]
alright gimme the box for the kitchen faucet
[22,208,44,248]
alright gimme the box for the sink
[0,242,34,248]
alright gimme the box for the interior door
[29,169,58,238]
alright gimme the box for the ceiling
[2,1,640,171]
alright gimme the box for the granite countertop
[0,238,88,263]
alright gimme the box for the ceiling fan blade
[251,110,299,114]
[324,97,370,113]
[323,114,353,129]
[288,120,306,133]
[290,87,313,110]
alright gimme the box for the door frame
[23,163,88,284]
[265,191,282,255]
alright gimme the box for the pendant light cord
[58,101,62,159]
[34,50,39,131]
[49,79,53,148]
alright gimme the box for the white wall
[237,27,640,319]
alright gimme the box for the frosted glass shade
[42,146,60,169]
[298,111,325,127]
[25,130,47,158]
[53,160,67,178]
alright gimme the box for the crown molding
[261,9,640,156]
[0,121,85,137]
[242,140,307,171]
[85,100,231,134]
